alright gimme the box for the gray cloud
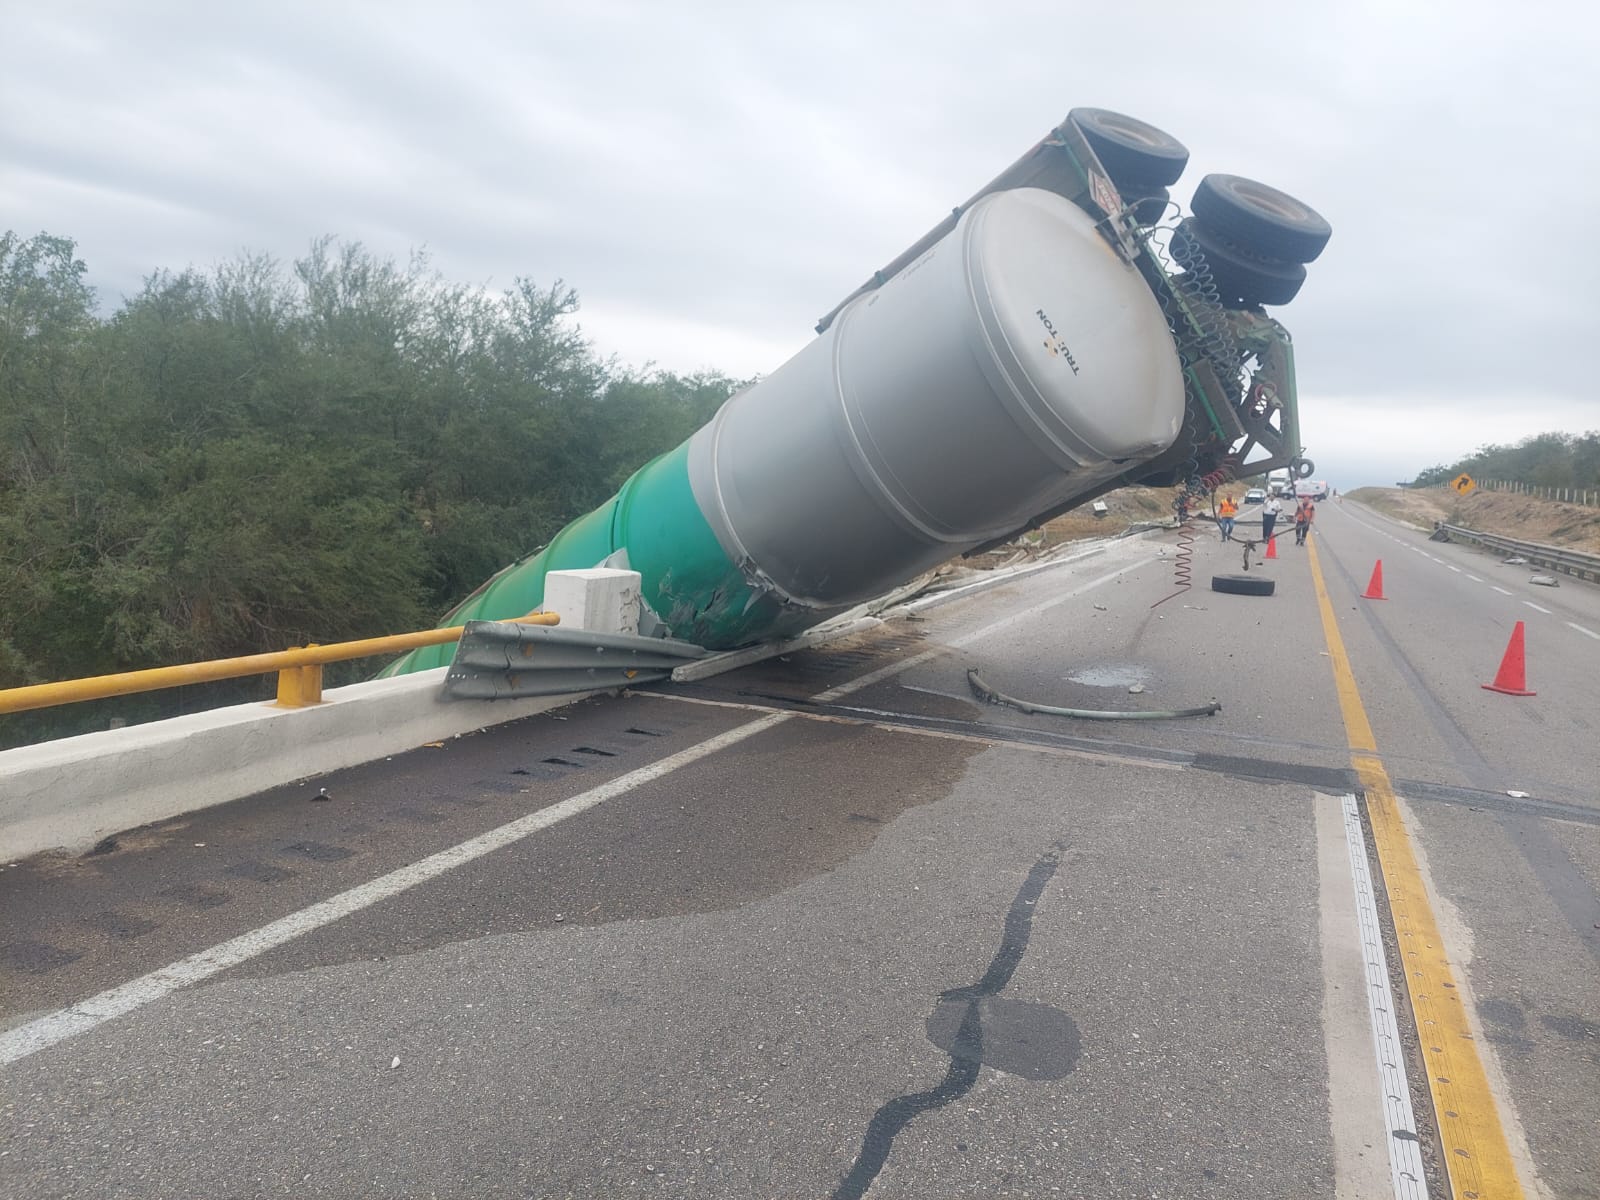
[5,1,1597,490]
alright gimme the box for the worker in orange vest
[1294,497,1315,545]
[1217,494,1239,542]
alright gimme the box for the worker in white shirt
[1261,494,1284,545]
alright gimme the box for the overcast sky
[6,1,1597,490]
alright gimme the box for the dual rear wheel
[1069,108,1332,307]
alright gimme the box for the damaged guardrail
[444,621,707,700]
[1434,524,1600,583]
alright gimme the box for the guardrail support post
[275,646,324,708]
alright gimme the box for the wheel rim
[1229,178,1311,222]
[1097,114,1166,148]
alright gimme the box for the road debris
[969,667,1218,720]
[1528,574,1559,587]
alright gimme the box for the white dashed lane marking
[1343,508,1597,641]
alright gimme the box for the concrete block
[543,568,641,635]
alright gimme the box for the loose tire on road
[1212,573,1276,597]
[1068,108,1189,189]
[1191,174,1333,263]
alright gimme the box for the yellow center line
[1307,537,1525,1199]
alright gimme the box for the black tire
[1068,108,1189,189]
[1123,185,1170,226]
[1171,219,1306,308]
[1191,174,1332,264]
[1212,573,1276,596]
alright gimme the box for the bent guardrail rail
[1435,524,1600,583]
[445,621,705,699]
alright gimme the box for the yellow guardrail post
[274,645,324,708]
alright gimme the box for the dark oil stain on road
[925,996,1081,1080]
[832,844,1076,1200]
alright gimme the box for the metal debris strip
[967,668,1221,721]
[444,621,706,700]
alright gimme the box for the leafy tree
[1408,432,1600,490]
[0,230,744,748]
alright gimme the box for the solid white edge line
[898,537,1128,614]
[671,615,881,682]
[812,555,1153,700]
[946,560,1147,650]
[4,553,1157,1069]
[0,712,790,1068]
[1341,793,1428,1199]
[1315,794,1398,1200]
[672,534,1147,684]
[809,648,945,703]
[1567,622,1600,640]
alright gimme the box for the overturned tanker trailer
[386,107,1330,674]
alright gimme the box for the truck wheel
[1212,573,1276,596]
[1191,174,1332,264]
[1068,108,1189,189]
[1171,220,1306,308]
[1124,185,1170,225]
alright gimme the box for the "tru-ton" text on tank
[1035,309,1080,375]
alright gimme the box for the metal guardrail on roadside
[1435,524,1600,583]
[445,621,705,699]
[0,613,563,716]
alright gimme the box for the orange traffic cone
[1362,560,1386,600]
[1264,535,1277,560]
[1482,621,1535,696]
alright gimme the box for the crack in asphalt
[831,845,1065,1200]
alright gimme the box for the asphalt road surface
[1,498,1595,1199]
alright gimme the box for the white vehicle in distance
[1295,479,1330,500]
[1243,487,1267,504]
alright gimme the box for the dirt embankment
[956,487,1175,571]
[1346,486,1600,554]
[1039,487,1174,546]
